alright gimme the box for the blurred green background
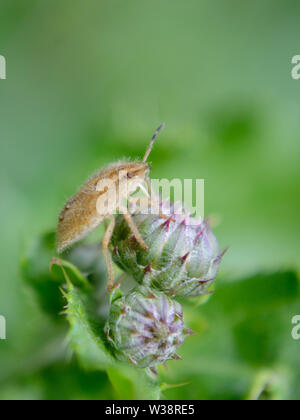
[0,0,299,400]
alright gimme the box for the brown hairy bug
[57,123,165,291]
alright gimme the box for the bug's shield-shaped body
[57,161,149,253]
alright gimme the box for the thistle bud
[105,286,190,368]
[111,201,224,297]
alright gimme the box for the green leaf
[64,284,114,370]
[107,365,161,400]
[21,231,64,320]
[21,233,106,320]
[161,271,300,400]
[214,271,300,317]
[63,282,161,399]
[246,370,288,400]
[50,257,92,292]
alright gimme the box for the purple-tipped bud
[105,286,189,368]
[111,201,224,297]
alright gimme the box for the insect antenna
[143,122,165,162]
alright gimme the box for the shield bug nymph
[57,123,165,291]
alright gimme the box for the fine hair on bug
[57,123,165,291]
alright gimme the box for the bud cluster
[106,286,193,368]
[111,200,223,297]
[106,200,224,369]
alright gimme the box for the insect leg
[102,215,116,291]
[121,209,149,251]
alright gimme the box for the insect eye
[127,172,133,179]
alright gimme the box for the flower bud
[105,286,191,368]
[111,201,224,297]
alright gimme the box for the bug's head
[124,161,150,181]
[118,161,150,195]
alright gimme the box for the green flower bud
[111,201,224,297]
[105,286,192,368]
